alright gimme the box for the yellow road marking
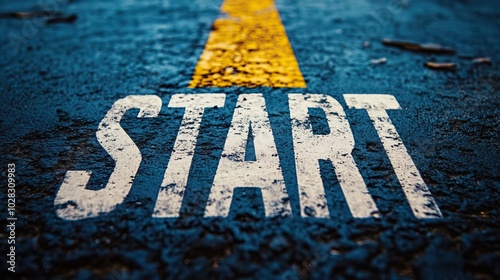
[189,0,306,88]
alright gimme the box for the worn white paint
[54,95,162,220]
[153,94,226,218]
[204,94,292,217]
[343,94,442,218]
[55,93,442,220]
[289,94,378,218]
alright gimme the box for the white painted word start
[54,94,442,220]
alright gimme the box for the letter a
[205,94,292,217]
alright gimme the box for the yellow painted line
[189,0,306,88]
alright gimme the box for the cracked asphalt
[0,0,499,279]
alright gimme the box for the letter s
[54,95,162,220]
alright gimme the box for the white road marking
[204,94,292,217]
[55,93,442,220]
[289,94,378,218]
[344,94,442,218]
[153,94,226,218]
[55,95,162,220]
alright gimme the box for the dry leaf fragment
[383,38,455,54]
[425,62,456,70]
[46,14,77,24]
[0,11,61,19]
[472,57,492,65]
[370,57,387,65]
[0,11,75,24]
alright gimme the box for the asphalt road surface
[0,0,499,279]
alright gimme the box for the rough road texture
[0,0,499,279]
